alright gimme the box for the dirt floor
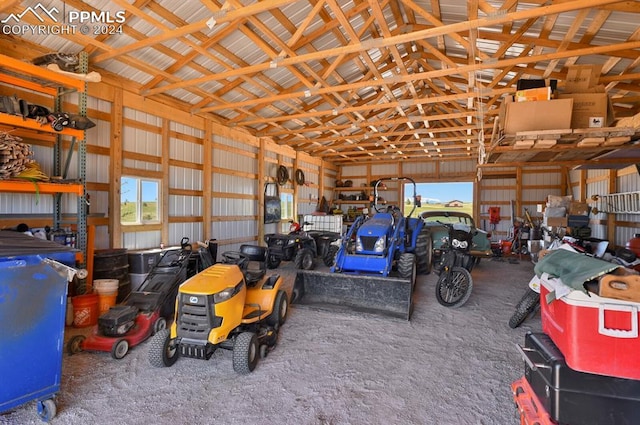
[1,254,543,425]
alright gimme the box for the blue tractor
[292,177,431,320]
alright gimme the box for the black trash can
[93,248,130,303]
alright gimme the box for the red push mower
[67,238,213,359]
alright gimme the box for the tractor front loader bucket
[292,270,413,320]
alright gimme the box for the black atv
[264,221,319,270]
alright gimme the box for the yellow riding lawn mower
[148,244,288,374]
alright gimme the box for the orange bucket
[71,293,99,327]
[501,240,513,255]
[94,279,119,314]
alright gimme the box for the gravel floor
[1,255,542,425]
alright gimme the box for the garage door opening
[404,182,473,217]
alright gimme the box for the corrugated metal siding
[123,230,161,251]
[169,222,202,247]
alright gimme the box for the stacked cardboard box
[542,194,571,227]
[499,82,573,134]
[557,64,615,129]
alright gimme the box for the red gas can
[626,233,640,257]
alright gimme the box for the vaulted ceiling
[1,0,639,167]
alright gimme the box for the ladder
[591,191,640,214]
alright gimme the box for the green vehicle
[420,210,492,271]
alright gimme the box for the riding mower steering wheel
[221,251,250,270]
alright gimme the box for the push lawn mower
[147,244,288,374]
[68,238,212,359]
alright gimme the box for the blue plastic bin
[0,234,73,422]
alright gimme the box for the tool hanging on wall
[276,165,289,186]
[295,168,305,185]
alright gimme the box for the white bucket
[93,278,119,296]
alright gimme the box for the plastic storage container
[0,248,70,421]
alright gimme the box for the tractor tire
[266,289,288,327]
[266,254,281,269]
[233,332,259,374]
[323,244,339,267]
[398,252,417,281]
[509,288,540,329]
[435,266,473,308]
[149,329,179,367]
[294,248,315,270]
[415,229,433,274]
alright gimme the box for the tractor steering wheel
[221,251,250,270]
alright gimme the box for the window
[121,177,160,224]
[280,192,294,220]
[404,182,474,216]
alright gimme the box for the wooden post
[109,88,123,248]
[203,120,212,240]
[161,118,170,246]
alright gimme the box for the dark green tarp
[534,249,620,292]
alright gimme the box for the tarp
[534,249,620,292]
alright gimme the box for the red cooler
[540,276,640,380]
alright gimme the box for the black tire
[149,328,179,367]
[266,290,288,327]
[398,253,416,281]
[294,248,315,270]
[67,335,85,355]
[509,288,540,329]
[38,399,56,422]
[323,244,339,267]
[233,332,259,374]
[152,316,167,335]
[111,338,129,360]
[435,266,473,308]
[266,254,281,269]
[415,229,433,274]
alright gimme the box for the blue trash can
[0,236,73,422]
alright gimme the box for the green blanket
[534,249,620,291]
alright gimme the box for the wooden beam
[109,87,124,248]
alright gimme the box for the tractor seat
[239,244,267,286]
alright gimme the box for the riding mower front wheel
[233,332,259,374]
[149,329,179,367]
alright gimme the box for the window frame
[120,176,161,225]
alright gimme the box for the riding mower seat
[239,244,268,286]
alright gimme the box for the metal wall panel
[402,161,437,175]
[169,222,203,247]
[170,166,202,191]
[123,229,161,250]
[439,159,476,174]
[170,137,202,164]
[169,195,202,216]
[123,126,162,157]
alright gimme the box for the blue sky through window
[408,182,473,203]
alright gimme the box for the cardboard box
[557,93,614,129]
[515,86,551,102]
[544,216,568,227]
[568,201,589,215]
[565,64,602,92]
[502,98,573,134]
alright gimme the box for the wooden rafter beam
[142,0,627,96]
[93,0,299,63]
